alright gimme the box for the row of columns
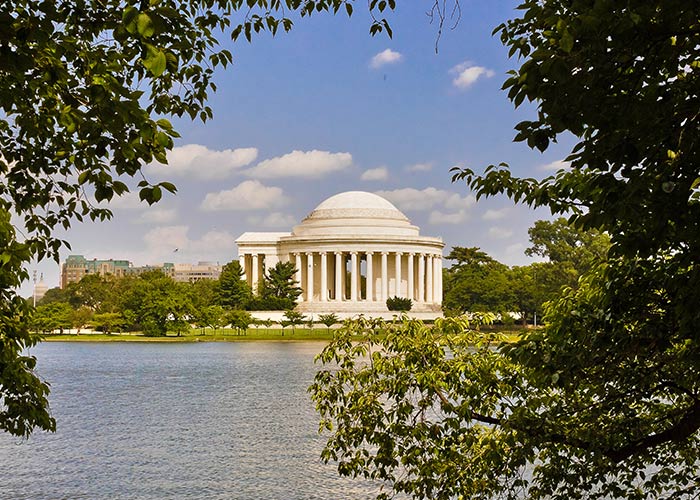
[292,251,442,304]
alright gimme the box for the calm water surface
[0,342,382,499]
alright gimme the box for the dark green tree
[248,261,302,310]
[313,1,700,498]
[442,247,513,315]
[217,261,251,309]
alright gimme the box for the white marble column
[426,254,434,303]
[295,253,303,302]
[395,252,402,298]
[381,252,388,301]
[251,254,259,294]
[366,252,374,302]
[350,252,358,301]
[436,256,443,305]
[407,253,414,301]
[320,252,328,302]
[306,252,314,302]
[334,252,343,301]
[418,254,425,302]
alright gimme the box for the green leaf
[137,13,155,38]
[143,45,167,77]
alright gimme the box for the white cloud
[370,49,403,69]
[138,225,237,264]
[147,144,258,180]
[108,191,143,210]
[405,162,433,172]
[376,187,475,213]
[361,167,388,181]
[200,180,288,211]
[488,226,514,239]
[429,209,469,225]
[247,212,297,228]
[482,208,509,221]
[538,159,571,171]
[136,208,178,224]
[450,62,495,90]
[245,150,352,179]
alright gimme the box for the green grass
[41,328,339,342]
[41,325,526,343]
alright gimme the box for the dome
[292,191,419,237]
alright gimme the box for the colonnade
[239,250,443,305]
[290,250,442,305]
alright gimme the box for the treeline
[34,218,608,334]
[443,218,610,323]
[34,261,301,336]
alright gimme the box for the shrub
[386,296,412,311]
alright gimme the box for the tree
[313,1,700,498]
[442,247,513,315]
[526,218,610,275]
[197,304,226,334]
[317,313,340,334]
[71,307,94,334]
[217,260,251,309]
[282,309,305,335]
[91,312,125,334]
[31,302,73,334]
[262,262,302,303]
[225,309,253,336]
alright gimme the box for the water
[0,342,381,499]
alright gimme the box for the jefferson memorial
[236,191,444,318]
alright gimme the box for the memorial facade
[236,191,444,316]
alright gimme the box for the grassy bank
[42,325,526,343]
[41,328,340,342]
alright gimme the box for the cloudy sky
[25,1,575,296]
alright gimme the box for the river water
[0,342,382,499]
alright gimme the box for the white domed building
[236,191,444,318]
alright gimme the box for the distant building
[60,255,221,288]
[61,255,131,288]
[171,262,222,283]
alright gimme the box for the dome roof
[292,191,419,238]
[313,191,400,212]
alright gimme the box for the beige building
[236,191,444,317]
[60,256,221,287]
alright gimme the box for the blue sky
[25,1,575,296]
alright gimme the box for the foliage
[314,0,700,497]
[385,296,412,311]
[225,309,253,335]
[91,312,125,334]
[217,261,251,309]
[0,213,54,436]
[317,313,340,334]
[32,302,73,333]
[197,304,227,333]
[526,218,609,274]
[262,262,302,302]
[281,309,305,335]
[442,246,513,315]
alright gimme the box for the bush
[246,296,295,311]
[386,296,412,311]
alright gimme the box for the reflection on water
[0,342,381,499]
